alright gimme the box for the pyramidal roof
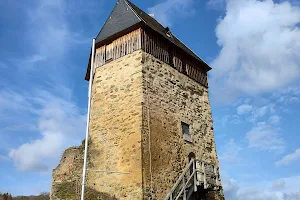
[95,0,141,43]
[94,0,211,71]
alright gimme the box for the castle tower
[51,0,224,199]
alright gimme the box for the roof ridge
[124,0,144,23]
[95,0,120,40]
[126,0,166,30]
[95,0,141,43]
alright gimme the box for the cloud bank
[3,89,86,172]
[210,0,300,101]
[223,176,300,200]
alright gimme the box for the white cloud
[16,0,91,75]
[219,138,242,163]
[0,0,103,174]
[0,154,9,161]
[246,122,285,152]
[275,87,300,104]
[207,0,226,10]
[210,0,300,101]
[237,104,253,115]
[248,104,276,122]
[27,0,69,59]
[17,54,47,70]
[276,148,300,166]
[0,89,37,117]
[284,191,300,200]
[231,101,278,124]
[254,106,270,117]
[2,89,86,172]
[0,0,104,195]
[272,180,286,191]
[148,0,195,26]
[27,55,46,64]
[269,115,281,125]
[217,114,241,128]
[222,177,240,199]
[223,175,300,200]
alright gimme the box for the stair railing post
[183,176,186,200]
[193,159,197,192]
[214,165,219,187]
[202,162,207,189]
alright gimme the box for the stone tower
[51,0,224,199]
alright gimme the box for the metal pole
[81,38,96,200]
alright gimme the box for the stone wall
[141,53,223,200]
[51,50,224,200]
[86,50,144,200]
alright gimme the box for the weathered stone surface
[51,145,84,199]
[87,50,144,200]
[141,53,223,200]
[51,50,224,200]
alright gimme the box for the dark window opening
[181,122,192,142]
[182,122,190,136]
[188,152,196,161]
[188,152,196,176]
[182,60,187,75]
[182,65,187,75]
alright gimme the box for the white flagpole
[81,38,96,200]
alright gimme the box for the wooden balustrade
[93,28,209,88]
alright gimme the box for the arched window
[188,152,196,161]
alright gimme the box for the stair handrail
[195,159,221,189]
[165,158,197,200]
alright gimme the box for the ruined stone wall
[51,144,119,200]
[141,53,223,200]
[51,146,83,200]
[86,50,144,200]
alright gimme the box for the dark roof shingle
[95,0,141,43]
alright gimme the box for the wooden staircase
[165,159,221,200]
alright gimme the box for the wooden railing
[165,159,221,200]
[165,158,198,200]
[142,28,170,64]
[94,29,142,68]
[94,28,208,88]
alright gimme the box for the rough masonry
[51,50,224,200]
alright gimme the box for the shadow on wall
[52,182,118,200]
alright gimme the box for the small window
[182,122,189,135]
[181,122,192,142]
[165,27,173,38]
[166,31,172,38]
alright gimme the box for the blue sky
[0,0,300,199]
